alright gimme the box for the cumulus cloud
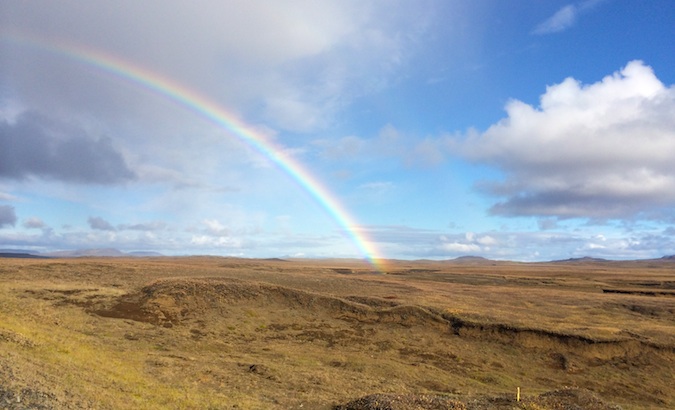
[462,60,675,221]
[88,216,116,231]
[202,219,231,237]
[439,241,480,254]
[0,112,136,184]
[364,224,675,261]
[0,205,17,228]
[440,232,497,253]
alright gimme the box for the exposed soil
[334,387,622,410]
[95,278,674,363]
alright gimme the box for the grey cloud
[537,218,559,231]
[0,112,136,184]
[118,221,167,231]
[88,216,116,231]
[488,191,659,220]
[0,205,17,228]
[23,217,46,229]
[3,1,435,134]
[462,61,675,221]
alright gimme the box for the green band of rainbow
[5,32,385,270]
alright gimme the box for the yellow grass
[1,256,673,409]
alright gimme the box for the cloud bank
[365,224,675,262]
[0,112,136,184]
[2,0,433,134]
[462,60,675,221]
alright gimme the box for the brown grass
[0,256,673,409]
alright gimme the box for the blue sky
[1,0,675,261]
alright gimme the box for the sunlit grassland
[0,281,241,408]
[1,257,673,409]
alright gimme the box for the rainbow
[6,32,386,270]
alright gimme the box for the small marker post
[517,386,521,402]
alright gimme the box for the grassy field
[0,256,673,409]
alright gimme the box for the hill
[0,252,49,259]
[40,248,163,257]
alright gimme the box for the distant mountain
[42,248,163,257]
[43,248,126,257]
[551,256,609,263]
[660,255,675,260]
[451,256,491,262]
[0,252,50,259]
[127,251,164,257]
[0,249,40,255]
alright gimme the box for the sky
[1,0,675,262]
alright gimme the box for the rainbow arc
[6,32,385,271]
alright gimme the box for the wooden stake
[517,387,521,402]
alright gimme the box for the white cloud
[436,232,492,255]
[532,0,605,35]
[462,60,675,221]
[533,4,578,34]
[0,2,439,246]
[364,224,675,261]
[0,192,19,201]
[476,235,497,246]
[2,1,433,134]
[190,235,242,249]
[440,242,480,253]
[202,219,230,237]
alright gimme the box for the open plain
[0,256,673,409]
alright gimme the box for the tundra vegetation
[0,256,673,409]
